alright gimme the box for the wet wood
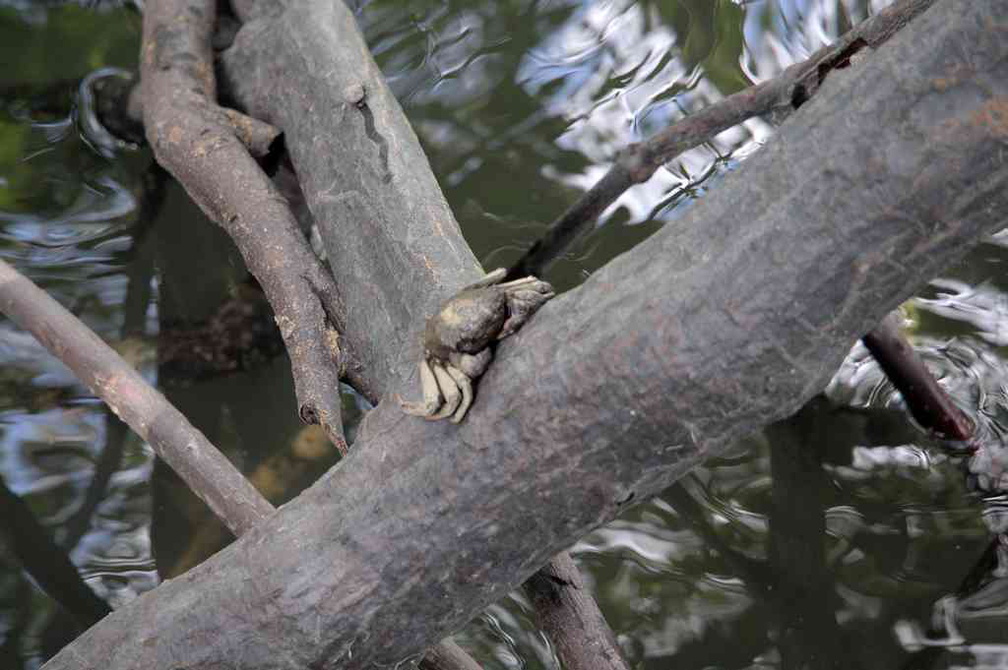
[524,552,632,670]
[862,314,974,441]
[40,2,1008,668]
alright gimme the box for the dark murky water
[1,1,1006,668]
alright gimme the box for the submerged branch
[862,314,975,441]
[523,552,632,670]
[0,475,111,627]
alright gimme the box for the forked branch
[141,0,350,452]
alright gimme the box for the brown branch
[504,0,936,280]
[862,314,974,441]
[523,552,631,670]
[0,258,274,536]
[140,0,350,453]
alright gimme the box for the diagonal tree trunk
[40,2,1008,668]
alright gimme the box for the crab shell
[423,288,508,360]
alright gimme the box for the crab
[400,268,555,423]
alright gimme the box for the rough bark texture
[220,0,485,397]
[141,0,351,450]
[523,552,632,670]
[0,260,274,537]
[863,313,975,440]
[40,2,1008,668]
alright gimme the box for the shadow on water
[2,0,1007,668]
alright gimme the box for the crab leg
[429,363,462,420]
[401,359,443,417]
[444,365,474,423]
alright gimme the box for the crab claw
[499,277,554,339]
[444,365,474,423]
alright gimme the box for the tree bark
[523,552,631,670]
[862,313,974,440]
[220,2,950,667]
[220,0,485,398]
[40,2,1008,668]
[141,0,351,450]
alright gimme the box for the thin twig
[523,552,632,670]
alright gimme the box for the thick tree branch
[39,3,1008,668]
[220,1,485,397]
[141,0,351,452]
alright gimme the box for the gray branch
[39,2,1008,668]
[0,259,274,537]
